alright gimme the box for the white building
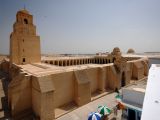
[121,80,146,120]
[141,64,160,120]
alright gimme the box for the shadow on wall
[0,71,10,119]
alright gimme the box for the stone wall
[8,72,32,118]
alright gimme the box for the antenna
[24,4,26,10]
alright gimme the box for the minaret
[10,9,41,65]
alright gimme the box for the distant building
[127,48,135,54]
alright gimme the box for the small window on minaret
[23,58,25,62]
[24,19,28,24]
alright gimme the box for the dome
[113,47,121,53]
[111,47,121,56]
[127,48,135,54]
[18,9,29,14]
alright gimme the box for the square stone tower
[10,9,41,65]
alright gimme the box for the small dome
[18,9,29,14]
[113,47,121,53]
[111,47,121,56]
[127,48,135,54]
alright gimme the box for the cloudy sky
[0,0,160,54]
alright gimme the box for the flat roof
[19,63,113,77]
[41,54,146,61]
[124,79,147,90]
[42,56,94,61]
[122,79,147,109]
[141,64,160,120]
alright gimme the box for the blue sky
[0,0,160,54]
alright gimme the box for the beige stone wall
[75,82,91,106]
[8,74,32,117]
[40,92,54,120]
[52,71,75,108]
[86,68,98,93]
[74,70,91,106]
[32,77,41,117]
[98,67,107,92]
[132,60,145,80]
[142,59,149,76]
[32,87,41,117]
[32,76,55,120]
[125,62,132,85]
[107,66,120,90]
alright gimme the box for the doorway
[23,58,25,62]
[128,109,136,120]
[121,72,126,87]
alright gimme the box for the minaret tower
[10,9,41,65]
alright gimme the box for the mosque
[0,9,148,120]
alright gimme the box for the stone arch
[59,61,62,66]
[67,60,70,66]
[121,71,126,87]
[50,61,53,64]
[73,60,76,65]
[24,18,28,24]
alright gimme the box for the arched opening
[74,60,76,65]
[67,60,69,66]
[22,58,26,63]
[24,18,28,24]
[59,61,62,66]
[77,60,79,65]
[50,61,53,64]
[103,59,105,64]
[121,72,126,87]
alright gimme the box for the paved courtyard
[56,92,121,120]
[56,79,147,120]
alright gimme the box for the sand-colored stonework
[0,9,149,120]
[10,9,41,65]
